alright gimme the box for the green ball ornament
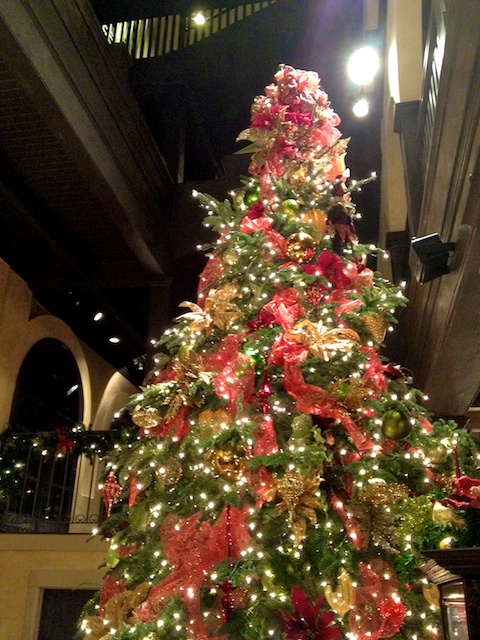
[381,410,412,440]
[244,185,260,207]
[280,198,300,219]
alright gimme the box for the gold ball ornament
[279,198,300,219]
[381,410,412,440]
[286,232,316,263]
[439,536,456,549]
[223,247,240,266]
[424,443,449,465]
[213,442,248,481]
[131,406,162,430]
[300,209,327,240]
[156,459,183,485]
[197,408,231,439]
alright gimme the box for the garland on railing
[0,419,136,499]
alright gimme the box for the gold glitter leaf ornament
[325,569,355,618]
[179,282,243,334]
[83,583,150,640]
[159,349,214,425]
[287,319,361,360]
[264,472,322,546]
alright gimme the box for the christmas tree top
[82,65,480,640]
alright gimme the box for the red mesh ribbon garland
[207,335,255,412]
[264,288,305,331]
[133,507,250,639]
[239,216,288,258]
[348,561,406,640]
[253,414,279,456]
[282,361,375,454]
[331,495,364,550]
[198,254,224,301]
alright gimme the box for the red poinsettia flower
[247,201,265,219]
[441,475,480,509]
[246,308,276,332]
[302,249,352,289]
[278,588,340,640]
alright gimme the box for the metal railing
[101,1,276,59]
[0,434,107,534]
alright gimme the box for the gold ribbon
[287,319,360,359]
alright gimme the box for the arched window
[10,338,83,430]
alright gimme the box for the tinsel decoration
[155,458,183,485]
[358,481,410,507]
[264,472,322,546]
[324,569,355,618]
[286,232,316,263]
[99,471,122,518]
[131,406,162,430]
[363,314,388,344]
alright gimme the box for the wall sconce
[409,233,455,283]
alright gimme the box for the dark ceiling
[0,0,383,383]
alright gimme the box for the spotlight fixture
[409,233,455,283]
[347,46,379,85]
[192,12,206,26]
[352,98,369,117]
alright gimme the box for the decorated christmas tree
[81,65,480,640]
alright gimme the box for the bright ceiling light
[352,98,369,118]
[109,336,121,344]
[93,311,104,322]
[192,12,206,26]
[347,46,379,85]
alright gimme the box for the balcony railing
[0,430,120,534]
[101,1,276,59]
